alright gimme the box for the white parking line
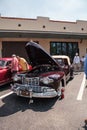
[0,91,13,100]
[77,74,86,100]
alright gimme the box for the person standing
[17,56,30,71]
[73,53,81,71]
[84,54,87,79]
[80,56,85,70]
[11,54,19,76]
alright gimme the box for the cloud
[0,0,87,21]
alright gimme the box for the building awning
[0,30,87,39]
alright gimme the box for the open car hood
[25,41,59,67]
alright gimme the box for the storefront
[0,16,87,62]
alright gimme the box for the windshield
[0,60,5,67]
[54,58,68,66]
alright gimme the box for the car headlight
[13,75,21,82]
[40,77,54,84]
[43,88,47,93]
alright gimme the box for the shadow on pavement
[0,93,58,117]
[0,83,11,92]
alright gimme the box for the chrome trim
[11,84,58,98]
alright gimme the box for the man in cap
[73,52,81,71]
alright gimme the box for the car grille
[22,77,42,92]
[24,77,39,86]
[32,86,42,93]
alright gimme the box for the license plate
[21,90,30,96]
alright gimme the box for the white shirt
[73,56,80,64]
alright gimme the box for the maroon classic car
[0,58,12,86]
[11,41,66,100]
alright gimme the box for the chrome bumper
[11,84,59,98]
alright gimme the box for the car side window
[0,60,5,66]
[57,59,64,65]
[6,61,11,66]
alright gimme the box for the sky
[0,0,87,22]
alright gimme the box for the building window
[50,42,78,62]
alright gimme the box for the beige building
[0,16,87,62]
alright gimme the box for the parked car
[52,55,74,81]
[0,57,32,86]
[11,41,66,100]
[0,58,12,86]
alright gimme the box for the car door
[0,61,12,84]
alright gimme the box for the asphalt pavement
[0,72,87,130]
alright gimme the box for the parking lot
[0,72,87,130]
